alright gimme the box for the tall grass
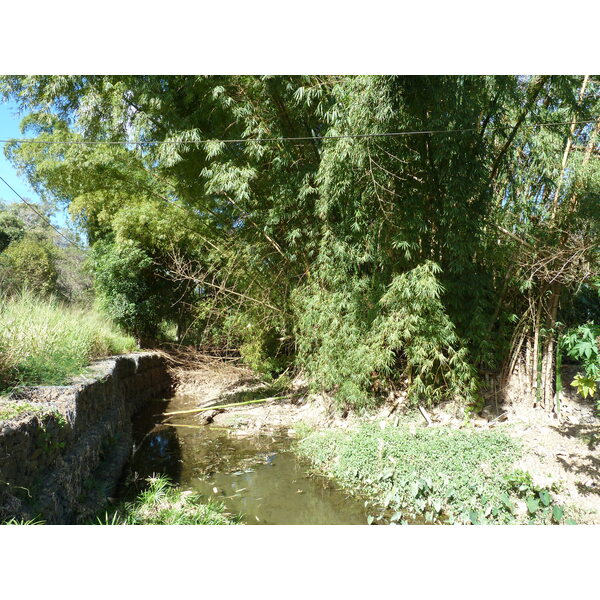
[0,290,137,392]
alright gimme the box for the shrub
[0,235,59,297]
[294,260,479,409]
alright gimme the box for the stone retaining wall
[0,353,172,524]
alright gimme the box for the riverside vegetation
[297,424,571,525]
[0,75,599,524]
[4,477,239,525]
[0,200,136,394]
[0,290,136,393]
[96,476,240,525]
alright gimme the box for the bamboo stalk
[551,75,590,218]
[163,396,288,416]
[164,423,231,430]
[554,339,563,415]
[532,297,542,405]
[542,283,561,412]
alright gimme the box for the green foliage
[0,202,91,302]
[91,239,176,343]
[0,234,59,296]
[298,423,526,523]
[1,516,45,525]
[300,424,571,524]
[561,323,600,402]
[295,260,478,408]
[504,469,566,524]
[0,207,25,252]
[96,476,239,525]
[2,75,599,411]
[239,337,288,379]
[292,421,315,440]
[0,289,136,392]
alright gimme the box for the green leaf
[367,515,375,525]
[526,497,539,514]
[409,481,420,498]
[551,505,564,523]
[468,510,479,525]
[538,490,551,506]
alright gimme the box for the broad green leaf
[538,490,551,506]
[552,505,564,523]
[526,497,539,514]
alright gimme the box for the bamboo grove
[1,75,599,411]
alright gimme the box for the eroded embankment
[0,353,172,524]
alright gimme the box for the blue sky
[0,99,69,228]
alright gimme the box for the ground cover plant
[0,290,136,393]
[297,423,569,524]
[96,476,240,525]
[0,400,57,422]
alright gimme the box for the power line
[0,120,597,147]
[0,175,81,249]
[0,117,597,253]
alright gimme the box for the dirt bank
[169,359,351,434]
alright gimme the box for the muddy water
[125,395,372,524]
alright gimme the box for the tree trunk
[531,297,542,406]
[541,283,561,412]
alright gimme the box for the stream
[121,395,373,524]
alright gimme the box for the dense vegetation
[298,423,574,524]
[0,290,136,392]
[0,199,136,392]
[2,476,238,525]
[0,200,90,301]
[1,76,598,411]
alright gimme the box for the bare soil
[170,360,357,435]
[498,367,600,523]
[170,359,600,523]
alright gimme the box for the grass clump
[0,290,137,392]
[1,517,45,525]
[0,400,54,422]
[96,476,240,525]
[298,423,565,524]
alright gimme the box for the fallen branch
[490,411,508,424]
[163,395,289,416]
[164,424,232,430]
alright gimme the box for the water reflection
[125,395,372,525]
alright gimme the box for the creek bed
[121,395,373,525]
